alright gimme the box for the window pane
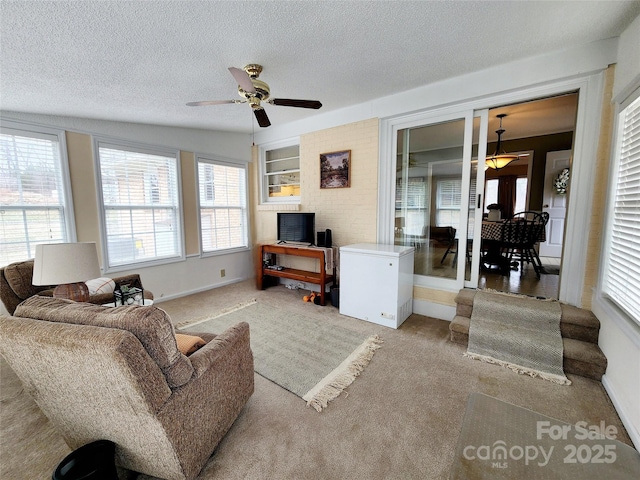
[484,179,499,213]
[395,119,465,280]
[198,160,248,253]
[97,144,182,268]
[515,177,528,213]
[603,94,640,324]
[0,128,69,265]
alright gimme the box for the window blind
[198,160,247,252]
[603,94,640,324]
[0,129,68,265]
[97,144,182,267]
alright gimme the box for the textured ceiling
[1,1,639,134]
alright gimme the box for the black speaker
[317,229,332,248]
[317,231,326,247]
[324,229,332,248]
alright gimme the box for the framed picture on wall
[320,150,350,189]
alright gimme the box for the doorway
[477,94,578,299]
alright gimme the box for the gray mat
[466,291,569,385]
[178,301,381,411]
[450,393,640,479]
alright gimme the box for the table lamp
[32,242,101,302]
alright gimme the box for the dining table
[480,220,546,274]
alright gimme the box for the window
[0,122,73,266]
[197,158,248,253]
[436,178,462,227]
[515,177,528,213]
[260,141,300,203]
[484,179,499,213]
[483,176,528,215]
[95,140,183,269]
[602,91,640,325]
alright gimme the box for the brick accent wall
[300,118,379,247]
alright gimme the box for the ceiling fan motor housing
[238,64,270,104]
[239,78,270,104]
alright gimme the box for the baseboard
[412,298,456,322]
[153,276,248,304]
[601,374,640,450]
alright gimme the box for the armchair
[0,296,254,480]
[0,259,153,315]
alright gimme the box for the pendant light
[486,114,519,170]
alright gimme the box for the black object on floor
[52,440,118,480]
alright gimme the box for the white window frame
[379,73,605,306]
[258,137,301,204]
[0,119,76,266]
[93,137,185,272]
[196,155,250,256]
[599,86,640,328]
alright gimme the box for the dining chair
[502,211,549,278]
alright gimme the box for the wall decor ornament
[554,168,570,195]
[320,150,351,189]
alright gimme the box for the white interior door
[540,150,571,258]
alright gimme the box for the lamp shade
[485,154,519,170]
[32,243,101,286]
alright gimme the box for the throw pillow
[85,277,116,295]
[175,334,207,355]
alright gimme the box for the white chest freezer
[339,243,414,328]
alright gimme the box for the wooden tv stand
[257,244,336,306]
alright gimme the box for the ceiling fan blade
[271,98,322,109]
[253,108,271,128]
[228,67,256,93]
[186,100,240,106]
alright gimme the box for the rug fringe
[464,352,572,385]
[175,299,257,330]
[303,335,383,412]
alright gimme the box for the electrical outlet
[220,269,226,278]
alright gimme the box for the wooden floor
[413,243,560,299]
[478,257,560,299]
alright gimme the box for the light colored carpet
[1,280,634,479]
[450,392,640,479]
[465,290,569,385]
[178,301,382,411]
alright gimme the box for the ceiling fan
[187,64,322,127]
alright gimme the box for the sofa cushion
[15,296,194,388]
[4,260,53,299]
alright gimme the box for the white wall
[592,15,640,449]
[0,111,252,159]
[253,38,618,145]
[613,14,640,102]
[0,112,254,313]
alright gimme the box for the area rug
[176,301,382,411]
[450,392,640,479]
[464,290,570,385]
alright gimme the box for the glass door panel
[395,118,468,282]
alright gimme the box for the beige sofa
[0,259,153,315]
[0,296,254,480]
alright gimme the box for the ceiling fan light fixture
[486,114,518,170]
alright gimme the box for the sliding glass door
[383,109,488,290]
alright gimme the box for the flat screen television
[277,213,315,245]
